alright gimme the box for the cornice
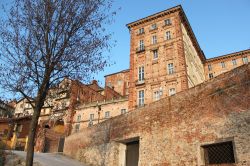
[206,49,250,63]
[126,5,182,29]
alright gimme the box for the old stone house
[64,5,250,166]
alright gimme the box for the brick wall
[64,64,250,166]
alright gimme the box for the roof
[126,5,206,62]
[104,69,130,77]
[206,49,250,63]
[126,5,182,28]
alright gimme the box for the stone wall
[64,64,250,166]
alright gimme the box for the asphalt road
[11,151,86,166]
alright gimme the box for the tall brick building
[126,6,206,109]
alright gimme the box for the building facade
[205,49,250,80]
[126,6,206,110]
[73,97,128,132]
[105,69,130,96]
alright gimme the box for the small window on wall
[153,91,160,101]
[164,19,171,26]
[138,28,144,34]
[139,40,144,51]
[169,88,176,96]
[202,141,235,165]
[138,66,145,82]
[232,59,237,66]
[138,90,145,107]
[166,31,171,40]
[89,114,94,121]
[209,73,213,79]
[153,50,158,59]
[105,111,110,118]
[151,23,157,30]
[152,35,157,44]
[121,109,127,114]
[208,64,212,71]
[167,63,174,74]
[75,124,80,133]
[221,61,226,68]
[77,115,81,122]
[107,82,112,88]
[242,56,248,64]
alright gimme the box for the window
[89,114,94,121]
[139,40,144,51]
[151,23,157,30]
[138,66,144,82]
[117,80,122,85]
[75,124,80,132]
[232,59,237,66]
[138,28,144,34]
[242,56,248,64]
[153,50,158,59]
[164,19,171,26]
[202,141,235,165]
[77,115,81,122]
[221,61,226,68]
[153,91,160,101]
[107,82,112,87]
[105,111,110,118]
[121,109,127,114]
[169,88,176,96]
[152,35,157,44]
[166,31,171,40]
[138,90,144,107]
[209,73,213,79]
[208,64,212,71]
[168,63,174,74]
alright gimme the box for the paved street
[11,151,86,166]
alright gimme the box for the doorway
[126,140,139,166]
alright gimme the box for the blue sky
[0,0,250,96]
[98,0,250,86]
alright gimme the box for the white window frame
[151,23,157,30]
[169,88,176,96]
[232,59,237,66]
[208,64,212,71]
[139,40,144,51]
[75,124,80,132]
[166,31,171,40]
[221,61,226,68]
[90,114,94,121]
[168,63,174,74]
[138,66,144,82]
[153,91,160,101]
[138,28,144,34]
[164,19,171,26]
[138,90,145,107]
[77,115,81,122]
[105,111,110,118]
[242,57,248,64]
[152,35,157,44]
[153,50,158,59]
[121,109,127,114]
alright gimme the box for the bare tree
[0,0,115,165]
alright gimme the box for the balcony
[136,47,145,53]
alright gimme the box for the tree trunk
[25,105,42,166]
